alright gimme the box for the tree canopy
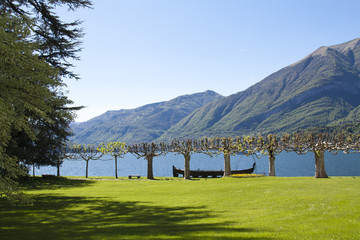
[0,1,89,203]
[1,0,92,79]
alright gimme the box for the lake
[35,151,360,177]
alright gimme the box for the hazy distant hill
[70,90,223,144]
[159,38,360,140]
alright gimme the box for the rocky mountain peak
[329,38,360,53]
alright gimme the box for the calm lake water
[35,151,360,177]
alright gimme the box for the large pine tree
[0,0,91,204]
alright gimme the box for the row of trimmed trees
[59,132,360,179]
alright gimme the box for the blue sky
[63,0,360,122]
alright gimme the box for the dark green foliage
[0,11,79,204]
[0,13,49,202]
[1,0,93,79]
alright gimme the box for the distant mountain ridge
[71,38,360,144]
[159,38,360,140]
[70,90,223,144]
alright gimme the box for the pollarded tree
[169,139,201,180]
[286,132,335,178]
[56,144,77,177]
[210,136,258,177]
[98,142,127,179]
[256,134,285,177]
[72,144,103,178]
[169,138,216,179]
[169,139,191,180]
[128,142,167,180]
[211,137,239,177]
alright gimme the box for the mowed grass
[1,176,359,240]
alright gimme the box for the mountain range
[70,90,223,144]
[71,38,360,144]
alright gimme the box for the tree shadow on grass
[0,194,274,240]
[19,176,95,191]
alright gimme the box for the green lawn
[1,176,359,239]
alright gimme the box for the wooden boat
[172,162,256,178]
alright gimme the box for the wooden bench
[128,175,141,179]
[42,174,57,179]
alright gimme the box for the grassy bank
[1,176,359,239]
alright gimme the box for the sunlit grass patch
[0,176,359,239]
[231,173,265,177]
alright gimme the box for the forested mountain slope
[160,38,360,140]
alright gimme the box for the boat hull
[173,163,256,178]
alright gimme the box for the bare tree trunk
[268,151,276,176]
[33,163,35,177]
[115,156,118,179]
[57,158,60,177]
[314,150,328,178]
[223,153,231,177]
[85,160,89,178]
[146,155,154,179]
[184,153,191,180]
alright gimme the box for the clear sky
[62,0,360,122]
